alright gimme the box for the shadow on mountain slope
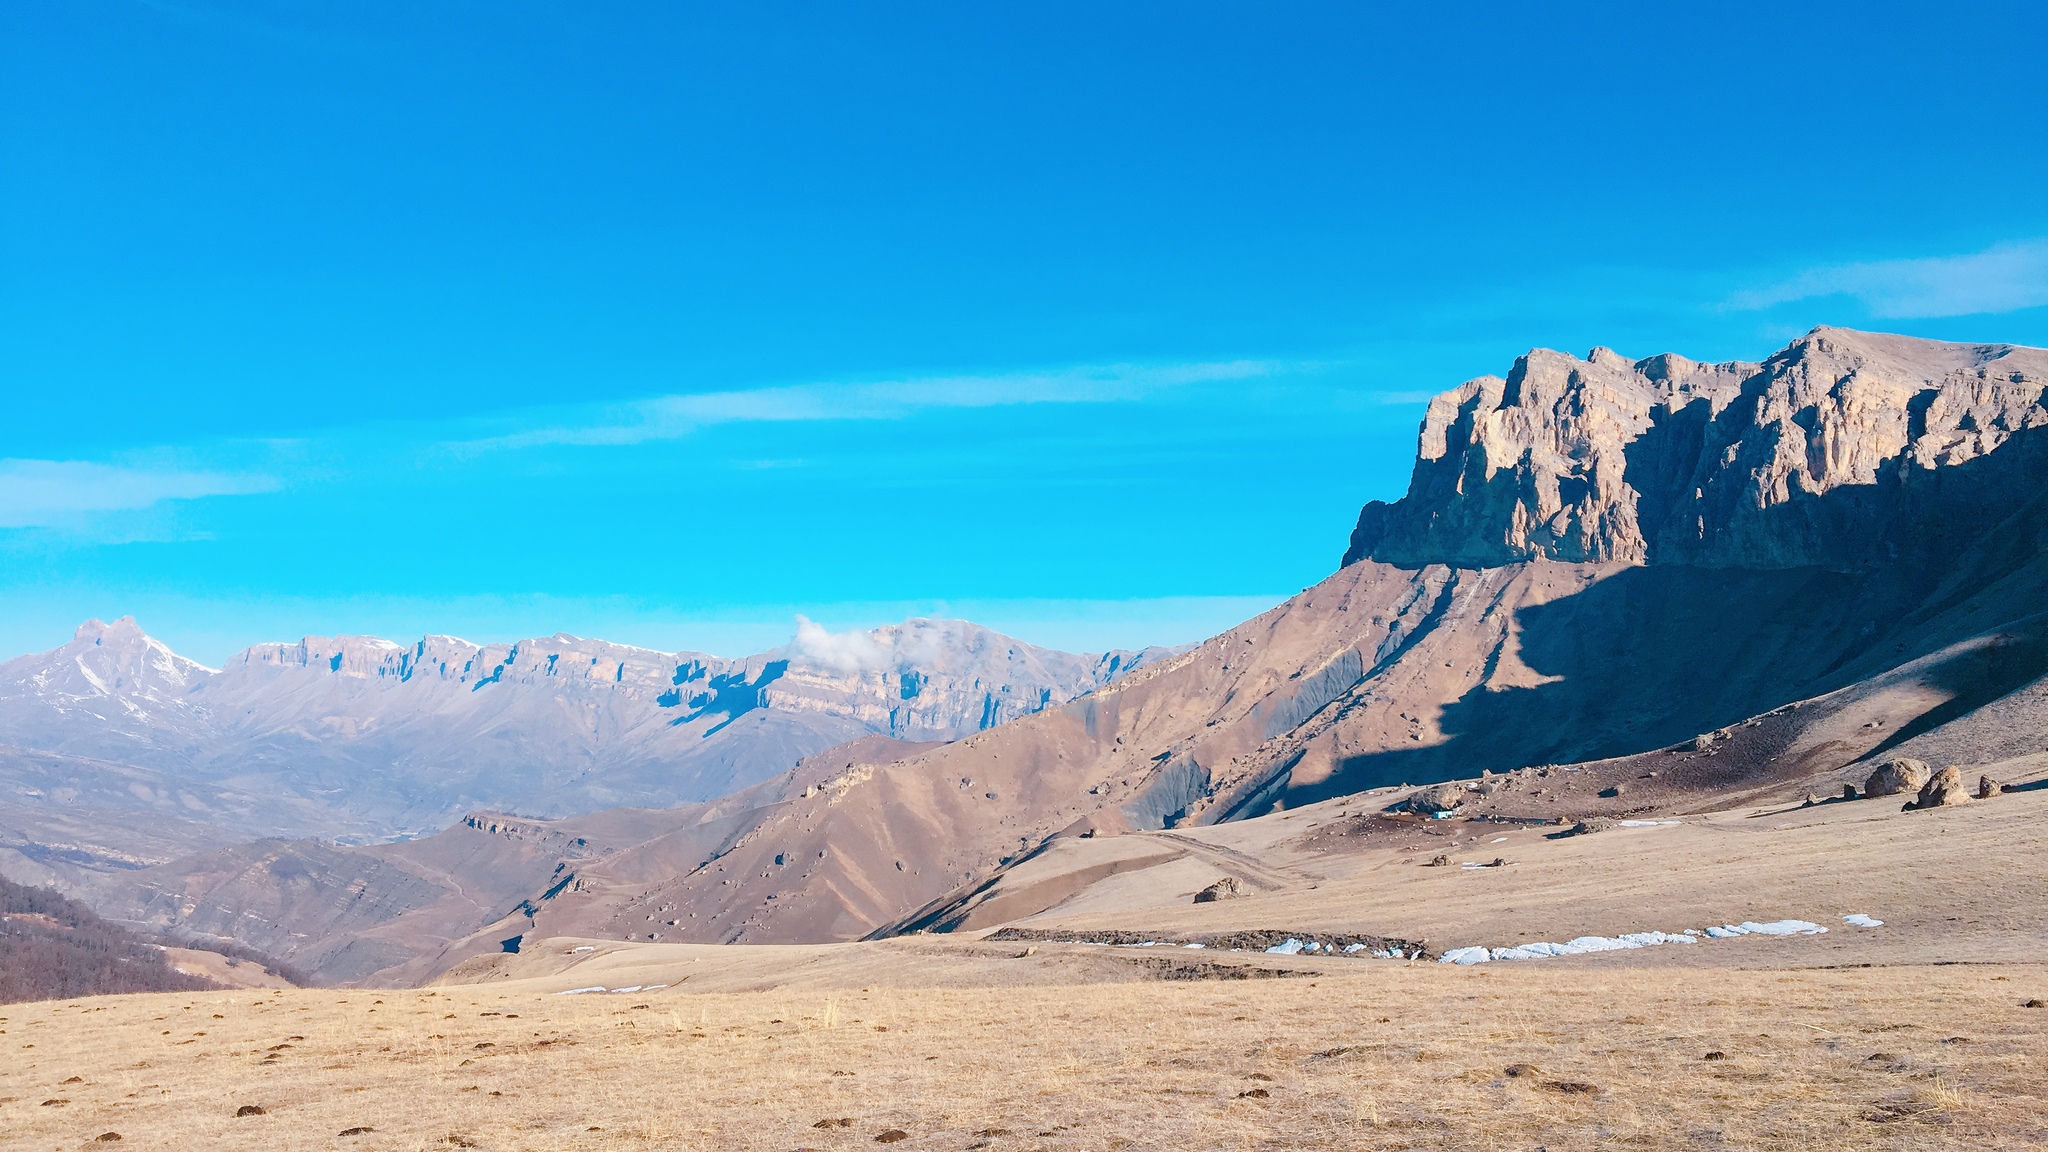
[1277,421,2048,810]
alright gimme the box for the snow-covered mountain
[0,616,1176,865]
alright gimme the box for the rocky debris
[1557,818,1616,838]
[2021,999,2044,1008]
[1504,1063,1541,1078]
[338,1128,376,1137]
[1598,785,1624,799]
[984,926,1428,959]
[814,1119,854,1129]
[1401,782,1467,815]
[1908,766,1971,809]
[1236,1088,1271,1098]
[1703,1051,1727,1061]
[235,1105,266,1117]
[1864,758,1932,798]
[1132,959,1306,981]
[92,1135,121,1144]
[1544,1080,1601,1095]
[1425,854,1450,867]
[1977,775,2001,799]
[1193,877,1246,903]
[874,1130,910,1143]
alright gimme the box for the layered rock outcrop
[1346,328,2048,570]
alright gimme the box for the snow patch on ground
[1843,913,1884,927]
[1442,917,1842,965]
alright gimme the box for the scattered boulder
[1236,1088,1270,1099]
[1598,785,1624,799]
[1703,1051,1726,1061]
[1193,877,1246,903]
[1424,854,1450,867]
[1841,784,1859,801]
[235,1105,266,1117]
[1910,766,1971,809]
[339,1128,376,1137]
[874,1130,910,1143]
[1543,1080,1601,1095]
[1977,775,2001,799]
[2021,999,2044,1008]
[1562,818,1615,837]
[814,1119,854,1129]
[1863,758,1931,798]
[93,1134,122,1144]
[1402,783,1467,815]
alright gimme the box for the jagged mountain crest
[0,615,1177,835]
[1346,327,2048,570]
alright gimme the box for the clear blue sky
[3,1,2045,663]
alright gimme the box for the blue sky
[3,2,2045,664]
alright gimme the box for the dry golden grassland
[4,959,2045,1151]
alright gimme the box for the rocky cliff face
[1345,328,2048,570]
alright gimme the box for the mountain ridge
[0,615,1178,886]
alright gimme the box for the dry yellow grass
[4,954,2045,1151]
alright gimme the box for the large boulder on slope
[1402,783,1468,815]
[1910,765,1972,809]
[1863,758,1932,798]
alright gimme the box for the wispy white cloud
[783,614,894,674]
[1729,239,2048,319]
[0,459,276,528]
[462,360,1281,450]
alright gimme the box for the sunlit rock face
[1347,327,2048,571]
